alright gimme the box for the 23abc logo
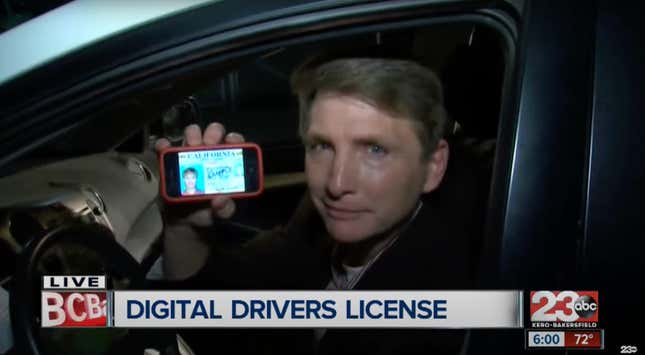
[530,291,599,323]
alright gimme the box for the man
[181,167,203,195]
[154,57,472,354]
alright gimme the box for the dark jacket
[175,191,474,355]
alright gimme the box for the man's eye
[308,142,331,151]
[367,144,387,155]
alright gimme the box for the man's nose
[325,151,357,198]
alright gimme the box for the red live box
[564,330,602,348]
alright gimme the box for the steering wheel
[10,222,144,355]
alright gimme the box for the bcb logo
[41,291,108,327]
[530,291,598,323]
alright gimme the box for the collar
[328,201,424,290]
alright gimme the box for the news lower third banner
[41,275,523,328]
[114,290,523,328]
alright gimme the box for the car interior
[0,18,509,355]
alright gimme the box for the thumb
[211,196,236,219]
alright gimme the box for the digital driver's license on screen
[177,148,245,195]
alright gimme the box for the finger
[224,132,245,144]
[154,138,171,152]
[184,124,203,146]
[184,209,215,227]
[215,199,236,219]
[211,196,236,219]
[210,195,230,210]
[203,122,226,145]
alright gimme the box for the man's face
[183,172,196,189]
[304,93,446,243]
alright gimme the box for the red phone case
[159,143,264,203]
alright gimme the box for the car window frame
[0,1,518,167]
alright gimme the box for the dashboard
[0,151,164,354]
[0,150,163,267]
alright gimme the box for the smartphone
[159,143,263,203]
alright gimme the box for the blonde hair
[291,57,451,159]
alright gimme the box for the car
[0,1,643,354]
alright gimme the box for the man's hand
[155,122,246,279]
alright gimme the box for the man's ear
[422,139,449,193]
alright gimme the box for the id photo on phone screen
[179,166,204,195]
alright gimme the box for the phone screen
[177,148,246,195]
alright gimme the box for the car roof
[0,0,517,171]
[0,0,219,86]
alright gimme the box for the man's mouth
[323,202,365,220]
